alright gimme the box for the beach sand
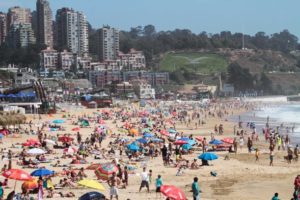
[0,103,298,200]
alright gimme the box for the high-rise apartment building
[0,12,7,45]
[8,23,36,48]
[36,0,53,47]
[55,8,88,56]
[97,26,119,61]
[7,6,31,29]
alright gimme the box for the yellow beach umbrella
[78,179,105,191]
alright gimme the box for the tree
[227,62,254,91]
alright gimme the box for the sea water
[230,103,300,144]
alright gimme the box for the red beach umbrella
[72,127,80,131]
[3,169,33,181]
[95,163,118,180]
[58,136,74,143]
[173,140,188,145]
[222,137,234,144]
[160,185,187,200]
[195,136,203,142]
[160,130,170,136]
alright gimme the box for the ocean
[230,102,300,145]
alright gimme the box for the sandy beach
[0,101,298,200]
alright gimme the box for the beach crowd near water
[0,99,299,200]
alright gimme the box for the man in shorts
[139,167,150,193]
[108,172,119,200]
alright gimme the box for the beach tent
[95,163,118,180]
[79,191,106,200]
[81,120,90,127]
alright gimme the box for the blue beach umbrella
[168,129,176,133]
[188,139,196,146]
[209,139,223,145]
[198,152,219,161]
[31,168,54,177]
[182,143,192,150]
[151,138,163,143]
[180,137,190,141]
[143,133,154,138]
[136,138,148,144]
[52,119,64,124]
[127,142,140,151]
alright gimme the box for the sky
[0,0,299,37]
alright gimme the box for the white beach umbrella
[44,139,56,145]
[27,148,46,155]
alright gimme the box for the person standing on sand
[271,192,279,200]
[108,172,119,200]
[139,167,150,193]
[269,150,274,166]
[247,137,253,153]
[192,177,201,200]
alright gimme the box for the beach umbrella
[23,139,41,147]
[173,140,188,145]
[22,179,38,190]
[78,179,105,191]
[79,191,106,200]
[31,168,54,177]
[209,139,223,145]
[142,128,151,133]
[160,185,187,200]
[127,142,140,151]
[151,138,163,143]
[27,148,46,155]
[52,119,64,124]
[64,146,77,154]
[98,119,105,124]
[160,130,170,136]
[222,137,234,144]
[168,129,177,134]
[95,163,118,180]
[3,169,33,181]
[180,137,190,141]
[182,144,192,150]
[86,163,102,170]
[58,136,74,143]
[195,136,203,142]
[72,127,80,131]
[143,133,154,138]
[198,152,219,161]
[136,138,148,144]
[188,139,196,146]
[44,139,56,145]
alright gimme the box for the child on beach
[155,175,163,197]
[255,149,260,162]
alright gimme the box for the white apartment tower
[98,26,119,61]
[56,8,88,56]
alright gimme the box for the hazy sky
[1,0,299,37]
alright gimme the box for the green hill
[159,52,228,74]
